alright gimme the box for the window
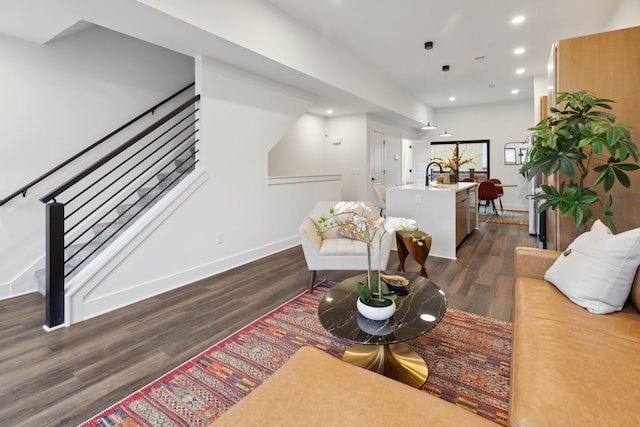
[430,140,490,181]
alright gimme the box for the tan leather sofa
[214,346,496,426]
[511,247,640,426]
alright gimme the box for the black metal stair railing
[43,94,200,328]
[0,82,195,207]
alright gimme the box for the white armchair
[298,201,394,293]
[373,185,386,216]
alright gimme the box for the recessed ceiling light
[326,109,333,114]
[511,89,519,94]
[514,47,525,55]
[512,16,525,24]
[449,96,456,101]
[516,68,525,74]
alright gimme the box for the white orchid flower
[383,217,417,234]
[334,201,360,213]
[402,217,417,229]
[333,201,350,214]
[373,217,386,229]
[319,203,419,303]
[333,201,372,219]
[352,215,368,231]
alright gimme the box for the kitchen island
[386,182,477,259]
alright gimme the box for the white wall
[268,114,329,176]
[427,100,536,211]
[268,111,368,201]
[604,1,640,31]
[75,56,342,321]
[0,25,194,299]
[268,112,421,203]
[325,114,368,201]
[533,74,551,124]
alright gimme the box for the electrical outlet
[415,194,421,204]
[216,232,224,244]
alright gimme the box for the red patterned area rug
[80,281,511,426]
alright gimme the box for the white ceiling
[268,0,624,111]
[0,0,636,127]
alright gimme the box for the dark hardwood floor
[0,221,537,426]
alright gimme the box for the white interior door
[402,138,413,184]
[412,140,430,186]
[384,135,402,185]
[370,131,385,186]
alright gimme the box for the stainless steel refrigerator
[526,135,546,248]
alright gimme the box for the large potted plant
[520,90,639,234]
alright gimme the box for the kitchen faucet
[425,162,444,186]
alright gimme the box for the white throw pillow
[544,220,640,314]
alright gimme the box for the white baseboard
[503,204,528,211]
[0,257,44,300]
[0,283,9,300]
[80,235,299,322]
[42,323,65,333]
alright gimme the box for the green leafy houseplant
[520,90,639,234]
[317,202,423,307]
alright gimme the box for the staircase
[17,88,203,329]
[34,147,196,290]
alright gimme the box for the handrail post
[46,202,65,328]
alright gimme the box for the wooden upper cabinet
[547,26,640,249]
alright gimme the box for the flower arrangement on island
[317,201,424,309]
[431,144,476,172]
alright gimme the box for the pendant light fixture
[439,64,453,137]
[421,41,437,131]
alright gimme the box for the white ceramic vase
[356,297,396,321]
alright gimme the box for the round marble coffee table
[317,272,447,388]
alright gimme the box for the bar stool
[478,181,499,217]
[488,178,504,213]
[395,230,432,278]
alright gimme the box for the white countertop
[392,182,477,192]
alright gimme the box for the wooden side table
[395,230,432,278]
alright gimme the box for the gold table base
[342,343,428,388]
